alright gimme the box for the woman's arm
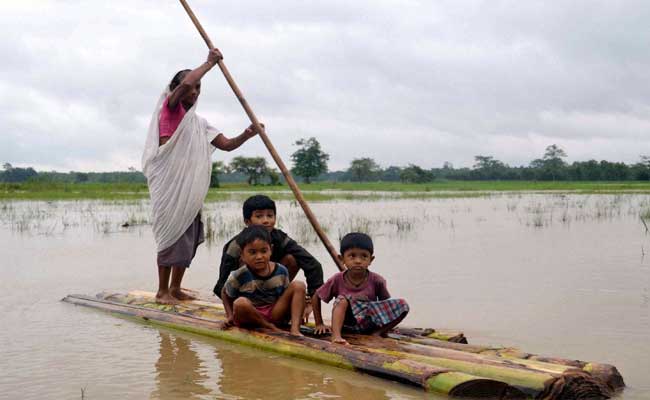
[168,48,223,109]
[211,123,262,151]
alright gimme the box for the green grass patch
[2,180,650,201]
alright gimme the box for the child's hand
[314,324,331,335]
[207,48,223,66]
[302,301,313,324]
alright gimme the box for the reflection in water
[216,345,390,400]
[149,330,421,400]
[151,332,212,400]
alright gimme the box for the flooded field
[1,193,649,399]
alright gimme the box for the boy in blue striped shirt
[221,225,306,336]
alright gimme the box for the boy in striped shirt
[221,225,306,336]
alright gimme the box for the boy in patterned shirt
[221,225,306,336]
[213,195,323,299]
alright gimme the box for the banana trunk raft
[62,291,624,399]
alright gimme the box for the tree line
[2,141,650,185]
[224,141,650,183]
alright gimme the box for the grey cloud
[2,0,650,172]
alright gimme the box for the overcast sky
[2,0,650,172]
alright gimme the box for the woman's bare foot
[156,291,180,305]
[170,289,196,301]
[181,287,199,297]
[332,336,349,345]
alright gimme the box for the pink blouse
[159,98,186,138]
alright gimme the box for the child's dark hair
[236,225,272,248]
[340,232,374,255]
[243,195,276,220]
[169,69,191,91]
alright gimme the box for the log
[62,292,621,399]
[62,294,522,398]
[392,331,623,392]
[396,327,468,343]
[441,345,624,391]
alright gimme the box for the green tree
[640,155,650,168]
[229,156,269,185]
[290,137,329,184]
[543,144,567,180]
[569,160,601,180]
[530,144,568,181]
[472,155,507,180]
[381,166,402,181]
[399,164,434,183]
[0,166,37,182]
[210,161,227,188]
[348,158,380,181]
[74,172,89,183]
[599,160,629,180]
[632,156,650,180]
[267,168,281,185]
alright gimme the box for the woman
[142,48,259,304]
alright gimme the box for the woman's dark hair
[340,232,374,255]
[169,69,191,91]
[242,195,276,220]
[236,225,272,249]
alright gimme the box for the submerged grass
[4,193,650,246]
[3,181,650,201]
[641,207,650,220]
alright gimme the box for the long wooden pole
[178,0,344,271]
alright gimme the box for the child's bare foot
[331,336,349,345]
[290,327,304,337]
[156,291,180,305]
[170,289,196,301]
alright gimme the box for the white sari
[142,88,220,252]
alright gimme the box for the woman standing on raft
[142,49,259,304]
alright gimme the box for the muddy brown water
[1,193,649,399]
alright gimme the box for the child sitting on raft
[312,232,409,344]
[221,225,306,336]
[213,195,323,320]
[213,195,323,301]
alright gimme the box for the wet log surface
[62,291,623,399]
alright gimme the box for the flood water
[1,193,649,399]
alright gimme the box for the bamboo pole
[177,0,344,271]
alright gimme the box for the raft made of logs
[62,291,624,399]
